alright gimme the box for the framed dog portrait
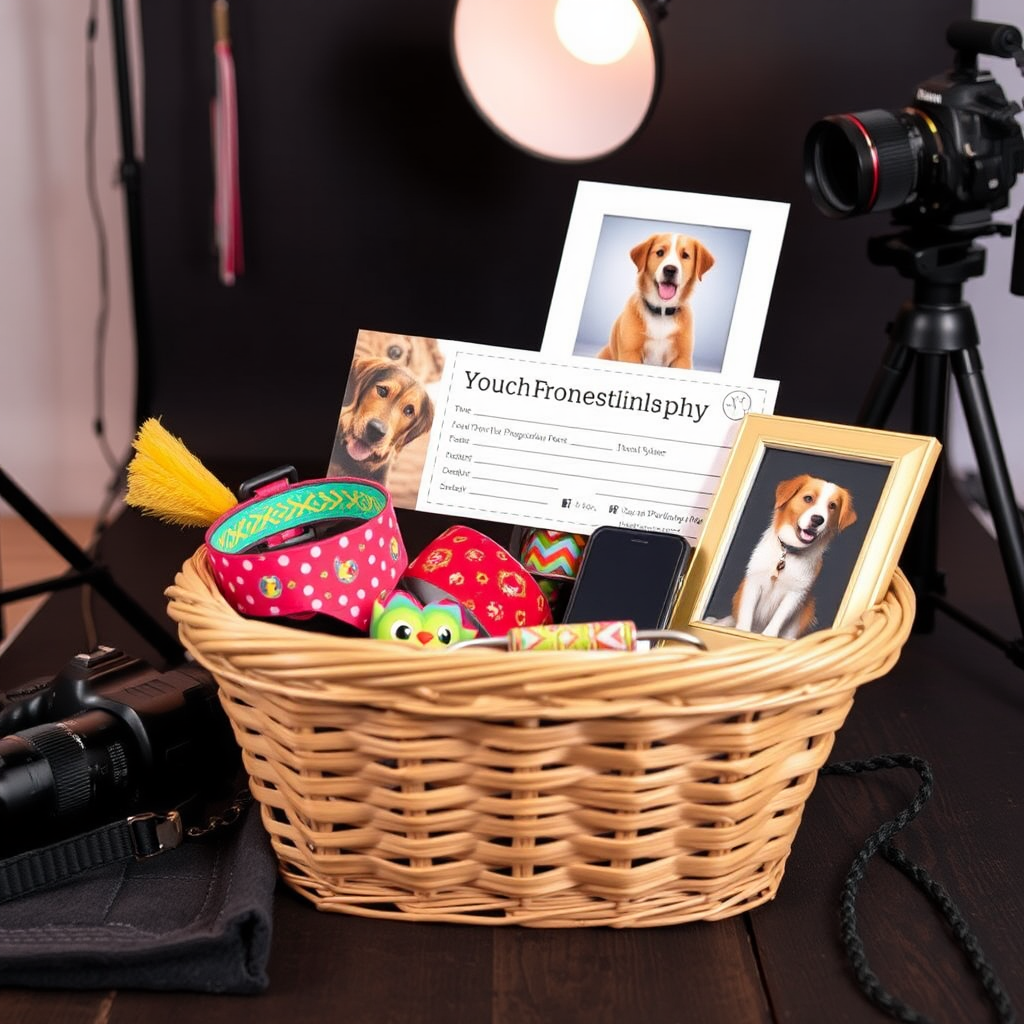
[669,413,941,648]
[540,181,789,377]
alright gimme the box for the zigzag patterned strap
[204,477,407,631]
[507,620,637,651]
[519,529,587,579]
[451,623,705,652]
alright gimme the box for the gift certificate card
[329,331,778,546]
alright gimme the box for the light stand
[0,0,179,664]
[110,0,151,428]
[858,223,1024,667]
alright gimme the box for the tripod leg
[856,319,945,630]
[858,335,914,429]
[0,469,182,665]
[948,348,1024,648]
[902,352,952,630]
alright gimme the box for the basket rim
[166,546,914,717]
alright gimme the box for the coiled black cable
[821,754,1016,1023]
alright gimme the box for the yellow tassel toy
[124,418,237,528]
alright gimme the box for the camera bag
[0,795,276,993]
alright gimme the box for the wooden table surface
[0,483,1021,1023]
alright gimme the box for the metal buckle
[127,810,184,860]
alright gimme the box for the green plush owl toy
[369,590,479,648]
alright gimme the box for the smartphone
[562,526,693,630]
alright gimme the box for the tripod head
[867,220,1002,294]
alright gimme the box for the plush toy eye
[390,620,413,641]
[436,625,453,645]
[386,345,403,360]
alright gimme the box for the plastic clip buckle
[236,464,298,502]
[236,466,313,550]
[127,810,184,860]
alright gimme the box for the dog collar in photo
[402,525,552,636]
[643,298,679,317]
[205,477,407,630]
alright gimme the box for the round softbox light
[452,0,664,162]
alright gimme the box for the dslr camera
[0,646,239,855]
[804,19,1024,226]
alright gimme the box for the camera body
[0,646,239,855]
[804,21,1024,226]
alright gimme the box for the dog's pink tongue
[346,438,373,462]
[658,282,677,301]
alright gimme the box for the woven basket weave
[166,547,914,928]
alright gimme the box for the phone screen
[562,527,692,630]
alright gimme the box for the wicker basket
[166,547,914,928]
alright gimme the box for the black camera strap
[0,791,251,904]
[0,812,182,904]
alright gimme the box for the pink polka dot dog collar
[204,477,406,630]
[402,525,552,636]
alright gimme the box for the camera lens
[0,709,137,847]
[803,108,937,218]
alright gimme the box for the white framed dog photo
[540,181,789,377]
[669,413,941,649]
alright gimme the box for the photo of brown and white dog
[729,474,857,639]
[330,356,434,488]
[597,232,715,369]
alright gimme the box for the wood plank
[0,989,112,1024]
[492,919,771,1024]
[109,894,495,1024]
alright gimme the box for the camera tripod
[859,224,1024,667]
[0,468,181,664]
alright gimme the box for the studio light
[554,0,642,66]
[451,0,668,162]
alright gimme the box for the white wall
[1,0,1021,519]
[0,0,138,517]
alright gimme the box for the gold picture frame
[669,413,941,648]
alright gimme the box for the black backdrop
[137,0,971,473]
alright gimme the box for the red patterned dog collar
[205,477,406,630]
[402,525,552,636]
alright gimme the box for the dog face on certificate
[331,357,434,488]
